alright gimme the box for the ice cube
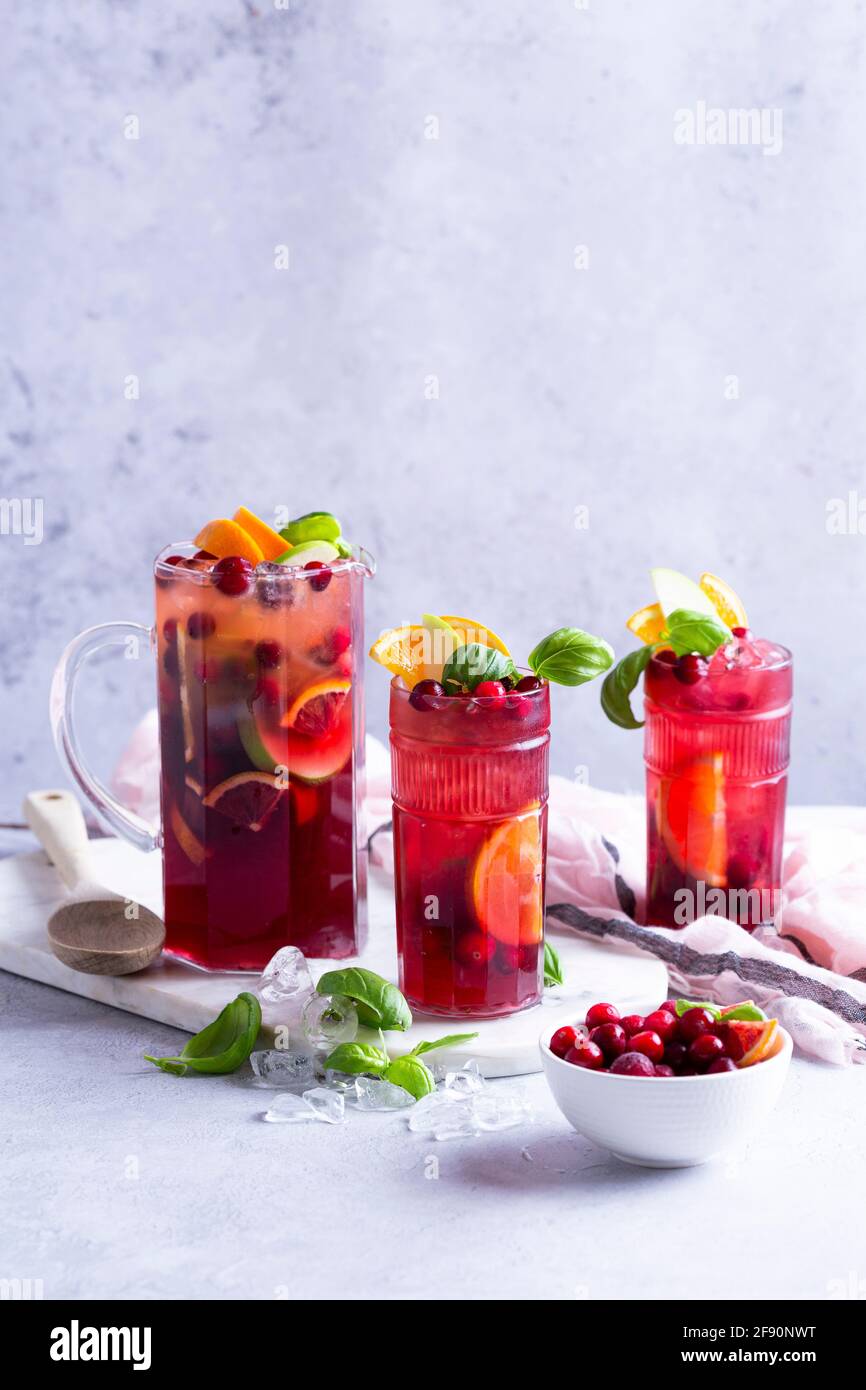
[302,1087,347,1124]
[321,1067,361,1093]
[354,1077,415,1111]
[250,1050,315,1090]
[444,1059,485,1095]
[257,946,314,1004]
[302,993,359,1049]
[407,1089,474,1137]
[262,1093,316,1124]
[432,1101,481,1141]
[472,1089,533,1132]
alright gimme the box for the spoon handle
[23,790,94,892]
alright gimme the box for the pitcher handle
[49,622,160,853]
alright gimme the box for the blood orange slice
[203,771,283,831]
[471,812,544,946]
[717,1018,779,1067]
[284,679,351,738]
[657,753,727,886]
[169,802,207,865]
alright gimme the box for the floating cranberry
[731,626,751,639]
[629,1029,665,1063]
[187,611,216,640]
[707,1057,738,1074]
[675,653,708,685]
[654,1063,676,1077]
[678,1006,717,1042]
[255,640,282,669]
[655,649,678,666]
[157,555,185,588]
[644,1008,677,1042]
[620,1013,645,1037]
[565,1039,605,1070]
[585,1001,620,1029]
[514,675,543,693]
[506,694,533,718]
[589,1022,627,1062]
[688,1033,726,1068]
[474,680,507,708]
[304,560,331,592]
[409,678,444,712]
[455,931,496,967]
[213,556,253,596]
[550,1025,578,1059]
[312,628,351,667]
[609,1051,656,1077]
[162,617,178,645]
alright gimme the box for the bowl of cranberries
[540,997,792,1167]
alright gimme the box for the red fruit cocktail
[644,636,792,929]
[51,506,374,970]
[390,678,551,1018]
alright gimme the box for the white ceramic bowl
[539,1022,792,1168]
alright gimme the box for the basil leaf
[543,941,564,988]
[664,608,730,658]
[323,1041,389,1076]
[384,1054,436,1100]
[316,968,412,1032]
[441,643,516,693]
[600,645,653,729]
[528,628,615,687]
[410,1032,478,1057]
[675,999,722,1020]
[144,992,262,1075]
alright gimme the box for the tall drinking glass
[643,640,792,929]
[390,678,550,1017]
[51,543,375,969]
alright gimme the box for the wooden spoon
[23,790,165,975]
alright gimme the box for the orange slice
[194,519,264,565]
[699,573,748,630]
[203,771,283,831]
[232,506,288,562]
[438,617,510,657]
[657,753,727,886]
[283,679,352,738]
[169,803,207,865]
[472,812,544,946]
[626,602,666,645]
[369,625,442,687]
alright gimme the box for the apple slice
[275,539,340,566]
[651,567,721,621]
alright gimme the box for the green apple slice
[275,539,340,566]
[279,511,342,545]
[422,613,460,670]
[651,567,719,621]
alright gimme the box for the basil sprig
[323,1028,479,1100]
[144,992,262,1075]
[528,628,614,687]
[601,607,731,729]
[543,941,564,988]
[316,967,412,1031]
[442,642,516,693]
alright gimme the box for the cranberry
[589,1022,627,1062]
[659,999,679,1016]
[255,640,282,669]
[675,653,708,685]
[409,678,444,712]
[565,1039,605,1070]
[252,675,281,710]
[731,626,751,639]
[162,617,178,645]
[506,693,533,718]
[688,1033,726,1068]
[455,931,496,967]
[655,649,678,666]
[654,1063,675,1077]
[514,675,543,693]
[609,1051,656,1077]
[629,1030,665,1063]
[664,1041,687,1071]
[187,611,216,640]
[707,1057,738,1074]
[585,1002,620,1029]
[312,628,352,667]
[162,646,179,678]
[550,1025,578,1059]
[474,680,507,708]
[213,556,253,596]
[304,560,331,592]
[620,1014,645,1037]
[194,549,216,561]
[157,555,185,588]
[678,1006,717,1042]
[644,1008,677,1042]
[517,942,539,972]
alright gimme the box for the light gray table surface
[2,829,864,1302]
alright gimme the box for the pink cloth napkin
[114,721,866,1065]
